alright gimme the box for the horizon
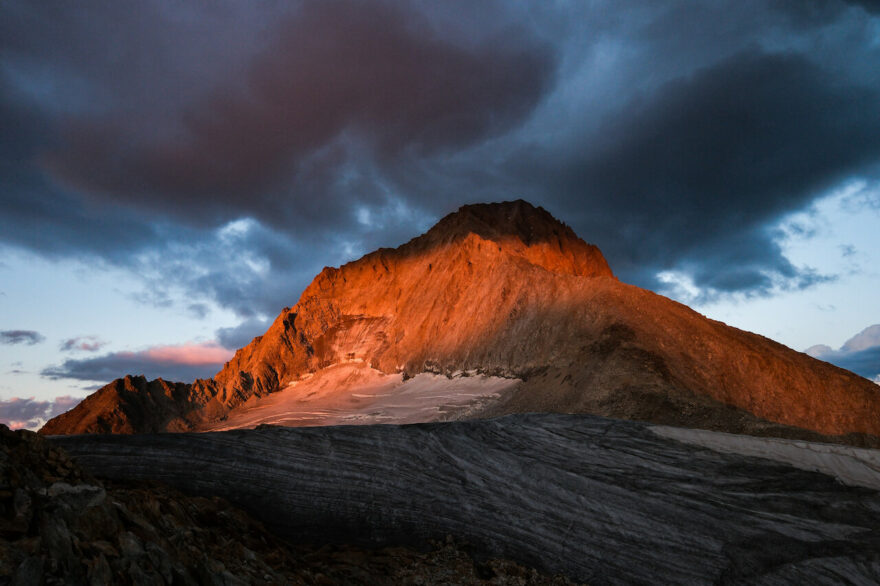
[2,0,880,430]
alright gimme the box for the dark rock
[87,553,112,586]
[12,555,43,586]
[1,423,578,584]
[54,413,880,585]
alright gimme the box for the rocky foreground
[0,424,578,585]
[52,414,880,585]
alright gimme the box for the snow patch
[206,362,520,431]
[651,425,880,491]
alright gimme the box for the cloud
[1,330,45,345]
[841,324,880,353]
[806,324,880,380]
[216,318,271,350]
[42,0,556,234]
[140,343,232,365]
[1,0,879,316]
[59,336,106,352]
[42,342,234,384]
[846,0,880,14]
[0,395,82,431]
[519,49,880,297]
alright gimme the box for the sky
[2,0,880,429]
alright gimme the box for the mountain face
[40,200,880,440]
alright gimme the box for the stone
[12,555,43,586]
[54,413,880,584]
[45,482,106,508]
[87,554,112,586]
[3,422,571,584]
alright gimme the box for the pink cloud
[0,395,83,431]
[141,342,234,365]
[42,341,235,384]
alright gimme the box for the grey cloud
[42,0,556,235]
[216,318,271,350]
[518,49,880,296]
[807,324,880,380]
[1,330,45,345]
[1,0,879,317]
[59,336,106,352]
[845,0,880,13]
[42,352,224,385]
[817,346,880,380]
[186,303,210,320]
[0,395,81,431]
[124,219,327,318]
[0,74,164,261]
[842,325,880,353]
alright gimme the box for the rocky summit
[41,200,880,442]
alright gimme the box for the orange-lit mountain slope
[40,200,880,440]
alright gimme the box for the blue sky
[2,0,879,429]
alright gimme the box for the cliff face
[40,200,880,439]
[211,200,613,401]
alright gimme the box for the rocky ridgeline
[0,424,577,585]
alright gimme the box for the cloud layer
[1,330,45,345]
[42,342,234,384]
[807,324,880,381]
[0,395,81,431]
[45,1,555,233]
[60,336,106,352]
[525,50,880,294]
[2,0,879,322]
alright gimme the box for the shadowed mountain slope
[41,200,880,439]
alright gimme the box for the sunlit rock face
[41,200,880,440]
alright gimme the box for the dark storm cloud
[1,330,45,345]
[0,395,82,430]
[43,0,556,233]
[525,49,880,294]
[0,73,165,260]
[1,0,879,314]
[846,0,880,13]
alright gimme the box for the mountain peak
[403,200,614,278]
[429,200,566,244]
[40,200,880,442]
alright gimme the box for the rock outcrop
[52,414,880,585]
[41,200,880,439]
[0,423,577,585]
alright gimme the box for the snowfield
[205,362,520,431]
